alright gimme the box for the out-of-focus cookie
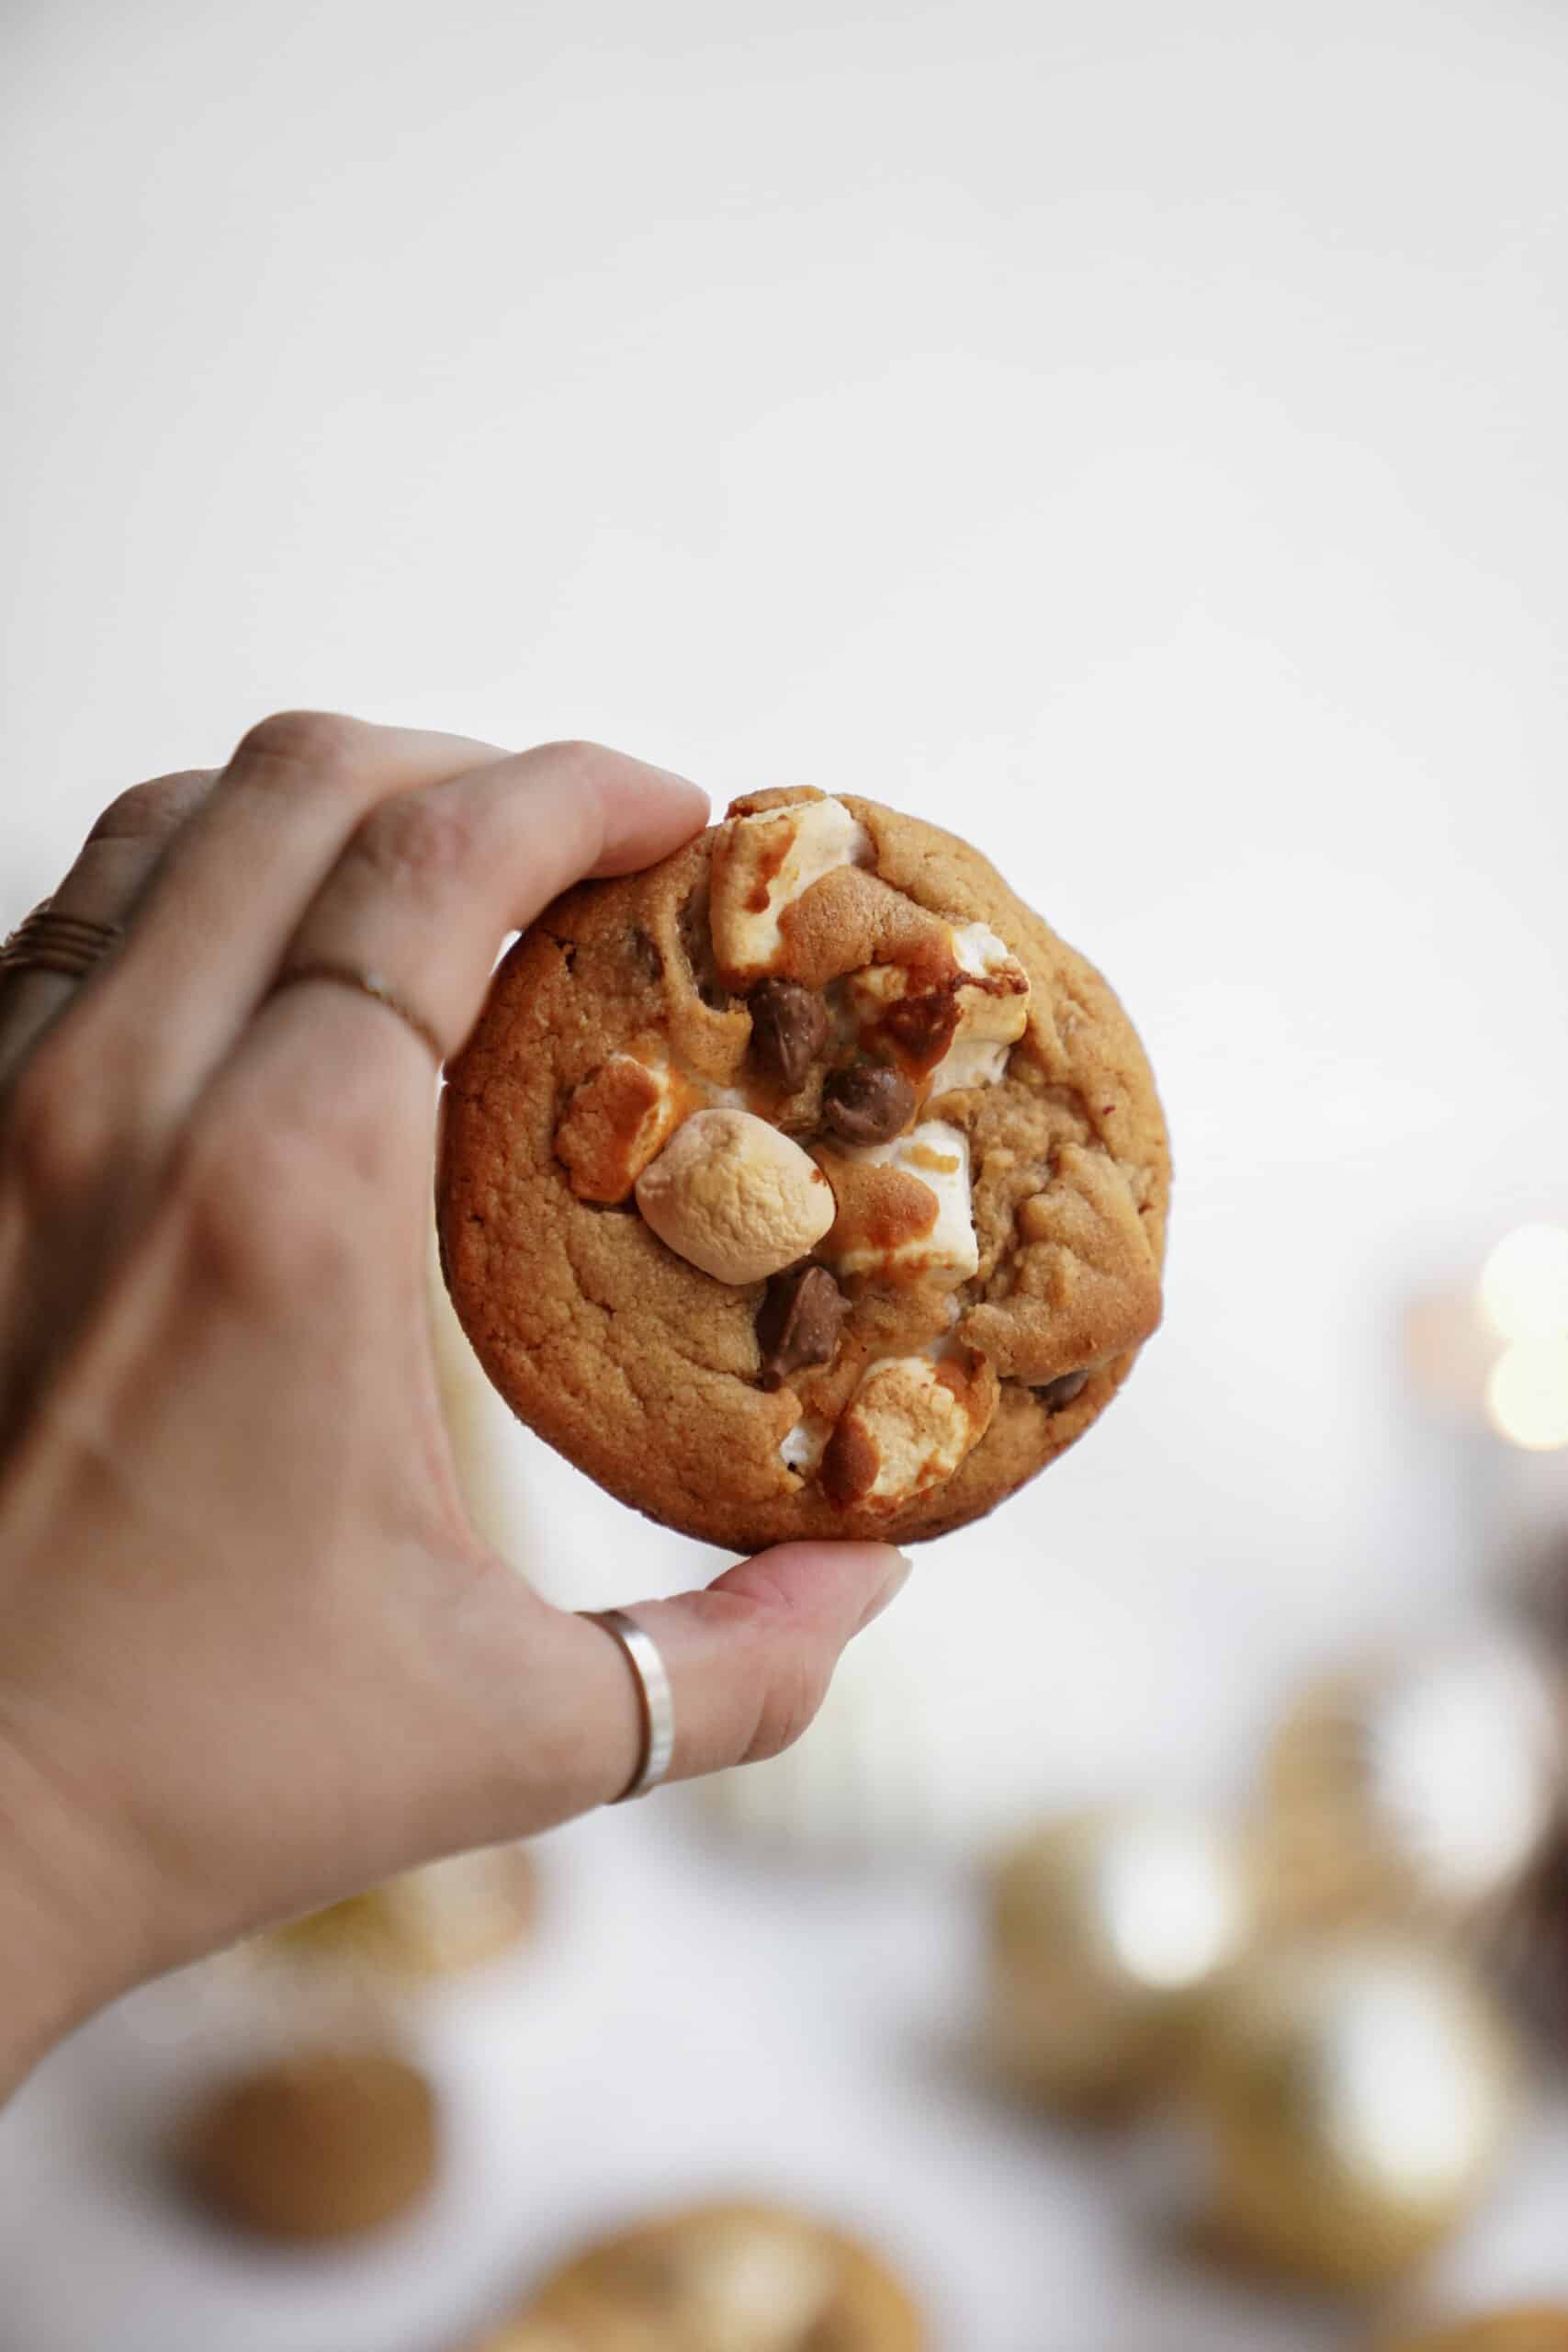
[440,790,1168,1551]
[1376,2316,1568,2351]
[461,2202,926,2352]
[985,1806,1262,2112]
[175,2046,438,2241]
[265,1846,537,1984]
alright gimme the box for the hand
[0,717,908,2096]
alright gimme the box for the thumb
[567,1543,911,1796]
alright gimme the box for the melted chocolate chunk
[749,978,829,1091]
[755,1262,849,1390]
[822,1061,917,1147]
[1035,1370,1089,1411]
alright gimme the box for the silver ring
[580,1608,676,1802]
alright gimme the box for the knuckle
[231,708,368,790]
[534,737,606,774]
[86,769,209,847]
[174,1107,363,1308]
[350,788,482,896]
[0,1052,110,1207]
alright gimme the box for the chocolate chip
[755,1262,849,1390]
[1035,1370,1089,1411]
[822,1061,916,1147]
[749,978,829,1091]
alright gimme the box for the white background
[3,1,1568,2346]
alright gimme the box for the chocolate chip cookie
[438,789,1169,1551]
[462,2200,926,2351]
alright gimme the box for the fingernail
[854,1547,912,1634]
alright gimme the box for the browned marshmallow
[820,1352,998,1510]
[817,1120,978,1284]
[554,1055,692,1203]
[710,796,871,987]
[847,920,1030,1089]
[636,1108,836,1285]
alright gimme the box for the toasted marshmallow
[710,796,871,984]
[823,1119,977,1283]
[779,1414,830,1473]
[931,922,1031,1086]
[846,919,1029,1088]
[821,1352,996,1510]
[635,1108,836,1285]
[554,1055,688,1204]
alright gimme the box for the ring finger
[0,770,217,1090]
[7,717,513,1180]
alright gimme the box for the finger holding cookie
[0,721,929,2096]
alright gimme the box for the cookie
[175,2046,438,2241]
[462,2200,926,2351]
[439,790,1168,1551]
[1377,2317,1568,2352]
[265,1847,537,1984]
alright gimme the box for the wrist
[0,1717,144,2100]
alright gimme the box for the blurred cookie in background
[175,2044,438,2243]
[462,2200,927,2351]
[1189,1933,1519,2288]
[1261,1630,1566,1934]
[1376,2314,1568,2351]
[265,1846,539,1990]
[983,1805,1262,2115]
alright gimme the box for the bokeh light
[1486,1339,1568,1453]
[1477,1223,1568,1344]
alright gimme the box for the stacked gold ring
[0,902,122,983]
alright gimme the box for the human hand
[0,717,908,2095]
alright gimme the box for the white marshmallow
[930,1033,1012,1090]
[780,1415,830,1472]
[824,1351,991,1507]
[635,1107,836,1285]
[826,1119,977,1283]
[710,797,871,981]
[846,917,1030,1091]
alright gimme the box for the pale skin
[0,716,908,2099]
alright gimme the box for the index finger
[265,739,709,1069]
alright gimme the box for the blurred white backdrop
[3,2,1568,2344]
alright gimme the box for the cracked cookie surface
[438,790,1169,1551]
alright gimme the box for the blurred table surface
[5,1792,1568,2352]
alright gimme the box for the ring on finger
[1,904,123,985]
[578,1609,677,1801]
[270,959,447,1066]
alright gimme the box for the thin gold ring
[0,902,122,984]
[272,960,446,1065]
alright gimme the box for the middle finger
[43,712,506,1149]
